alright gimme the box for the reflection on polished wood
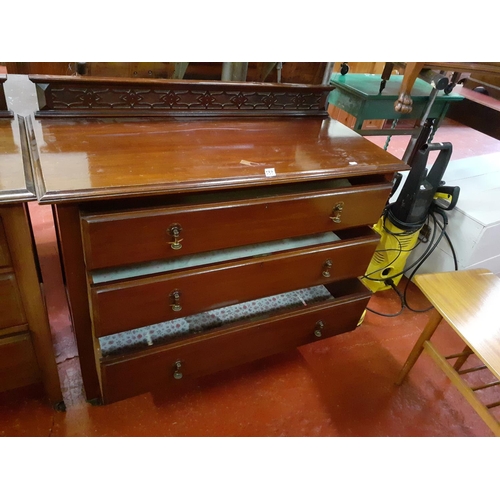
[28,116,405,203]
[0,117,36,202]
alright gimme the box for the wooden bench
[397,269,500,436]
[447,86,500,141]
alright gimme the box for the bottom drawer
[99,279,371,404]
[0,333,40,393]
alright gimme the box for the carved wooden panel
[31,76,331,118]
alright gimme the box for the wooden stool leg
[453,345,474,371]
[396,308,443,385]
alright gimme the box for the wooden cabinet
[0,83,63,405]
[28,76,407,404]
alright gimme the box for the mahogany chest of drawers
[28,76,406,404]
[0,76,62,406]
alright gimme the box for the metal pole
[402,72,449,164]
[276,63,283,83]
[221,62,231,81]
[322,62,335,85]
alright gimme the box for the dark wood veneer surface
[29,116,405,203]
[0,117,36,203]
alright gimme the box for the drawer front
[100,282,371,404]
[0,218,12,268]
[81,183,391,270]
[0,333,40,393]
[0,273,27,331]
[91,234,378,337]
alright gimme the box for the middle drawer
[89,228,378,337]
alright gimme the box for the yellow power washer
[361,142,460,293]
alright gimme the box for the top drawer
[81,180,391,270]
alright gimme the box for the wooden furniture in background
[1,62,330,84]
[461,62,500,99]
[327,73,462,147]
[447,85,500,141]
[0,78,63,407]
[27,75,406,404]
[79,62,330,84]
[1,62,72,76]
[397,269,500,437]
[390,62,500,114]
[326,63,387,131]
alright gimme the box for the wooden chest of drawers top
[0,116,36,204]
[27,76,406,204]
[28,115,406,203]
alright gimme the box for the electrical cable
[403,208,451,312]
[366,213,437,316]
[366,205,456,316]
[364,197,460,317]
[366,279,405,317]
[443,229,458,270]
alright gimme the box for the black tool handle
[423,142,453,188]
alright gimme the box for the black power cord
[366,278,405,317]
[366,205,459,317]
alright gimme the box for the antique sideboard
[0,75,63,407]
[27,75,406,404]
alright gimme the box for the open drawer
[80,179,391,270]
[99,279,371,404]
[89,227,379,337]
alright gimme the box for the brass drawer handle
[330,202,344,223]
[322,259,332,278]
[173,360,183,380]
[314,320,324,338]
[168,223,183,250]
[170,289,182,312]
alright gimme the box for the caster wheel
[340,63,349,76]
[444,83,456,95]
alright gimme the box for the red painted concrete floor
[1,118,500,438]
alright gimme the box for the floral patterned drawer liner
[99,285,333,357]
